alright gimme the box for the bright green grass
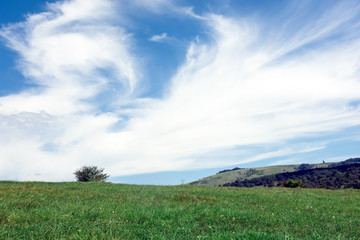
[0,181,359,239]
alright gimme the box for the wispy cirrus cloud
[0,0,140,180]
[117,12,360,173]
[0,0,359,181]
[0,0,138,115]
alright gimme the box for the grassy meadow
[0,181,359,239]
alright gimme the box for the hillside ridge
[223,162,360,189]
[189,158,360,187]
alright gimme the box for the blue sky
[0,0,360,185]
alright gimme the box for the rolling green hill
[189,158,359,187]
[1,181,360,239]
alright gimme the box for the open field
[0,181,359,239]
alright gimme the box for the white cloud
[149,33,168,42]
[0,0,138,115]
[109,12,360,174]
[128,0,203,19]
[0,0,360,181]
[0,0,140,180]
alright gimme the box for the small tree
[74,166,109,182]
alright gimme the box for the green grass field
[0,181,359,239]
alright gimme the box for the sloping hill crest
[190,158,360,187]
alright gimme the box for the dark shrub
[283,179,301,188]
[74,166,109,182]
[297,164,311,171]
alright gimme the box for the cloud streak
[149,33,168,42]
[0,0,360,181]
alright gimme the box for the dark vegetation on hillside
[223,160,360,189]
[328,158,360,167]
[217,167,244,174]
